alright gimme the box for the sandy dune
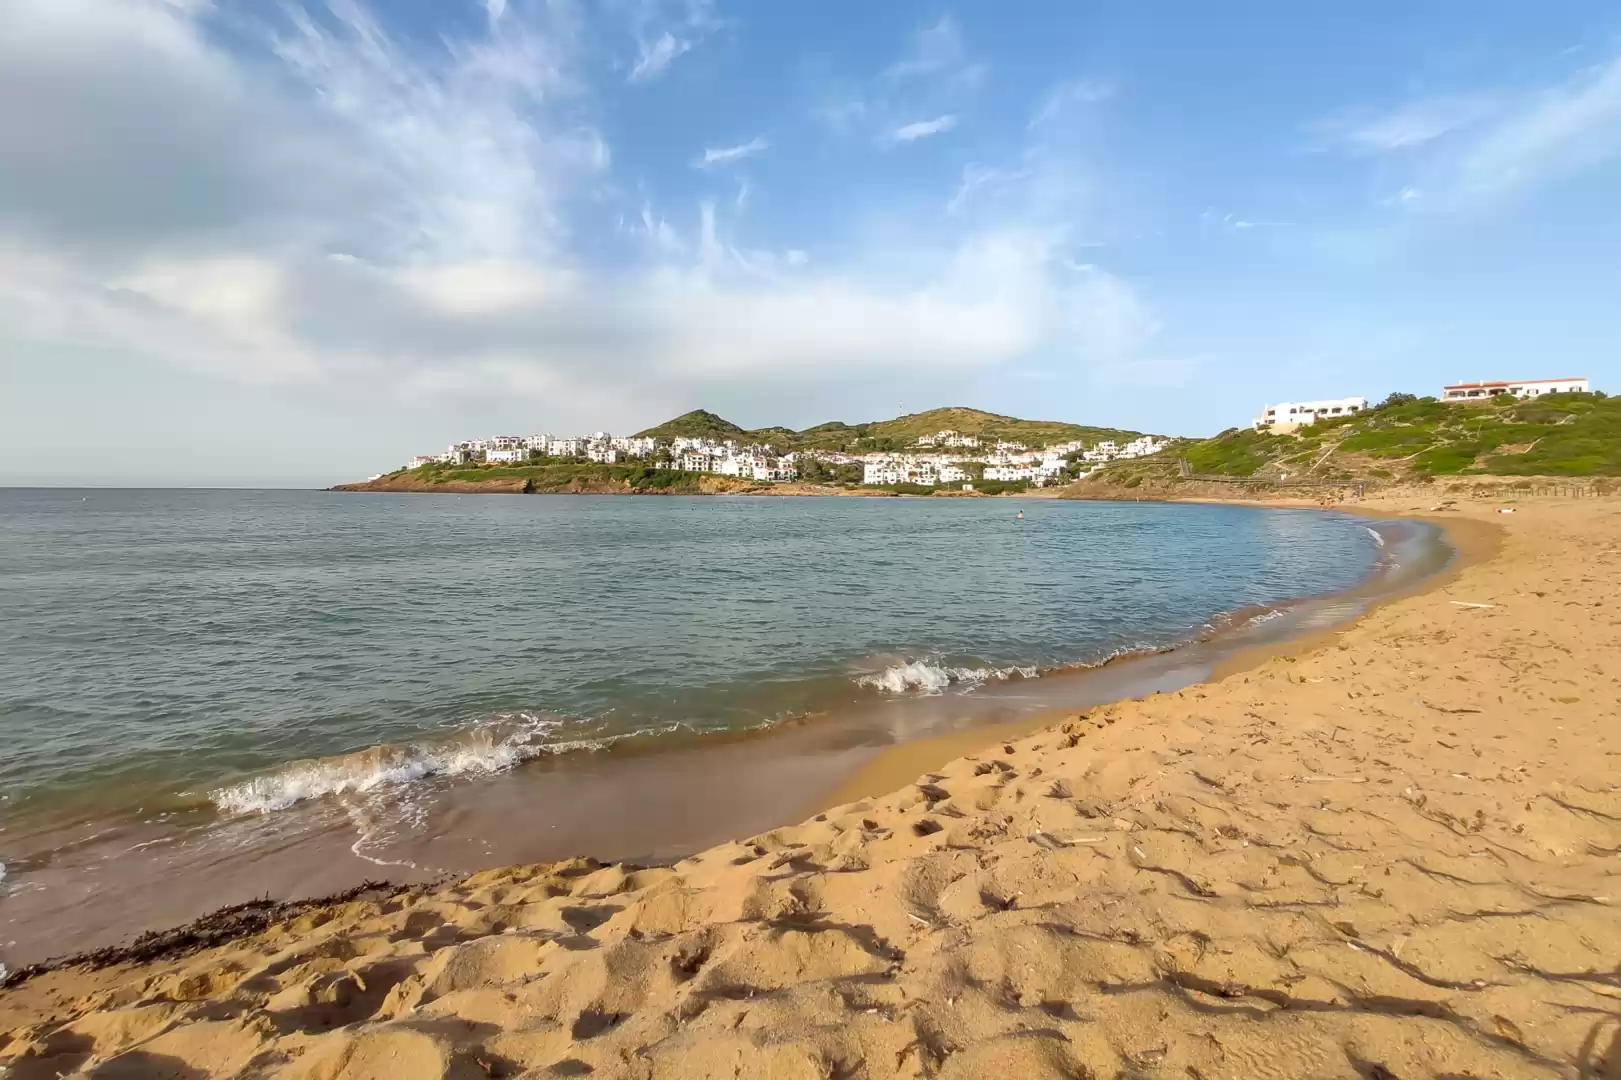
[3,497,1619,1079]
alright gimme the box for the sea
[0,489,1448,966]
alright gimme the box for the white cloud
[893,114,958,142]
[268,0,603,263]
[1457,52,1621,199]
[623,0,718,83]
[947,163,1032,214]
[1029,78,1115,127]
[1320,95,1496,155]
[884,15,966,82]
[628,31,690,82]
[814,14,982,148]
[696,136,769,168]
[0,0,1171,453]
[1333,50,1621,210]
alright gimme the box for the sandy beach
[4,493,1619,1079]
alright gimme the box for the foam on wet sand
[3,496,1619,1079]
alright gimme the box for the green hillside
[634,409,748,442]
[1176,392,1620,481]
[637,406,1145,453]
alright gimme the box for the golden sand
[4,495,1619,1079]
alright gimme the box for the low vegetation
[387,460,737,494]
[635,407,1147,453]
[1169,391,1621,481]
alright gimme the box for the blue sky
[3,0,1619,485]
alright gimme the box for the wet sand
[7,494,1619,1078]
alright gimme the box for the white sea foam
[858,661,1039,695]
[1365,526,1386,548]
[211,714,569,815]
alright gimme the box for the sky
[3,1,1620,486]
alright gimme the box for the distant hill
[634,409,748,442]
[1083,392,1618,490]
[635,406,1148,453]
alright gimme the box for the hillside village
[370,375,1614,496]
[399,427,1169,489]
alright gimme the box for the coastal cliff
[331,470,908,497]
[333,469,769,496]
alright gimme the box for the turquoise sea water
[1,489,1382,834]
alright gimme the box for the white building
[1253,397,1368,430]
[408,455,437,469]
[864,459,938,485]
[610,436,657,457]
[984,464,1037,483]
[1118,435,1167,458]
[585,446,620,463]
[677,451,717,473]
[755,456,798,482]
[917,430,981,448]
[547,438,583,457]
[486,447,530,464]
[863,461,902,485]
[937,464,969,484]
[1441,378,1590,402]
[525,434,553,451]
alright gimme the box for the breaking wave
[210,713,602,815]
[1365,526,1386,548]
[857,660,1039,695]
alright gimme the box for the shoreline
[4,495,1616,1076]
[330,478,1043,498]
[811,502,1495,812]
[4,501,1444,977]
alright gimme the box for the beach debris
[1450,601,1497,609]
[1497,507,1517,514]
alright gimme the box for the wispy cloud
[0,0,1172,469]
[1457,52,1621,199]
[815,14,982,146]
[947,163,1031,214]
[1317,95,1496,155]
[629,32,691,82]
[1329,49,1621,209]
[892,114,957,143]
[1029,78,1115,127]
[884,14,966,83]
[696,136,769,167]
[624,0,719,83]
